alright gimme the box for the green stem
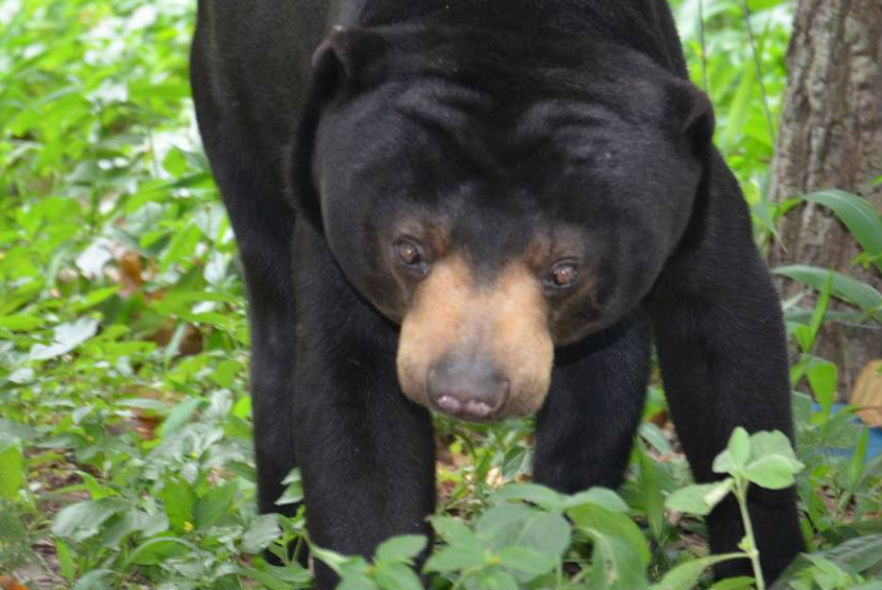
[739,0,775,147]
[698,0,709,92]
[835,489,852,515]
[292,535,306,565]
[734,478,766,590]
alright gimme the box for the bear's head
[291,25,714,422]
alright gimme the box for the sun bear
[191,1,804,587]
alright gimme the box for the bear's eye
[394,238,428,274]
[545,261,578,289]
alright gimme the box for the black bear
[190,0,804,587]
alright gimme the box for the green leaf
[467,568,521,590]
[241,513,282,554]
[652,552,747,590]
[565,486,630,513]
[491,483,562,511]
[475,504,571,559]
[424,545,486,573]
[430,515,479,547]
[0,510,27,544]
[159,222,202,272]
[748,431,801,468]
[703,478,737,507]
[157,396,203,439]
[159,477,196,531]
[500,445,529,478]
[709,576,756,590]
[55,537,76,582]
[338,572,379,590]
[77,286,121,309]
[773,265,882,316]
[496,546,558,576]
[235,565,312,590]
[97,509,162,550]
[807,361,838,413]
[727,427,751,470]
[796,271,834,353]
[843,428,870,494]
[772,534,882,589]
[309,545,357,572]
[276,468,304,505]
[194,482,236,529]
[567,502,650,589]
[374,535,427,564]
[713,450,735,474]
[665,479,734,516]
[126,537,196,565]
[743,455,797,489]
[0,444,25,500]
[0,419,35,443]
[801,190,882,271]
[373,562,422,590]
[823,534,882,577]
[0,314,44,330]
[636,442,666,541]
[72,569,116,590]
[51,498,129,542]
[640,421,673,455]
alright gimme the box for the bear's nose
[426,357,509,422]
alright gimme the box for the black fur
[191,1,803,587]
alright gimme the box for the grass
[1,1,880,589]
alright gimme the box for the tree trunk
[768,0,882,397]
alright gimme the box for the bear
[190,0,805,587]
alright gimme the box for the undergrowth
[1,1,880,589]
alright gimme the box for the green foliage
[799,191,882,272]
[1,1,880,590]
[671,0,794,202]
[669,428,805,590]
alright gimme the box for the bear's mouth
[395,254,554,421]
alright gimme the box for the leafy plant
[1,1,880,590]
[666,428,804,590]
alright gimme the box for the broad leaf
[0,444,25,500]
[774,265,882,317]
[743,455,797,489]
[241,514,282,554]
[375,534,427,564]
[567,502,650,589]
[373,562,422,590]
[652,552,747,590]
[666,479,734,516]
[802,190,882,271]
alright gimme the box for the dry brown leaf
[0,576,31,590]
[118,250,143,296]
[146,321,203,357]
[851,360,882,427]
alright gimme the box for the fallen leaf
[852,360,882,427]
[0,576,31,590]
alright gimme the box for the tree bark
[768,0,882,396]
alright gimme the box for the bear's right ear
[665,80,716,154]
[310,25,388,92]
[288,27,387,232]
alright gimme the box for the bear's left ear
[666,80,715,153]
[288,26,388,232]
